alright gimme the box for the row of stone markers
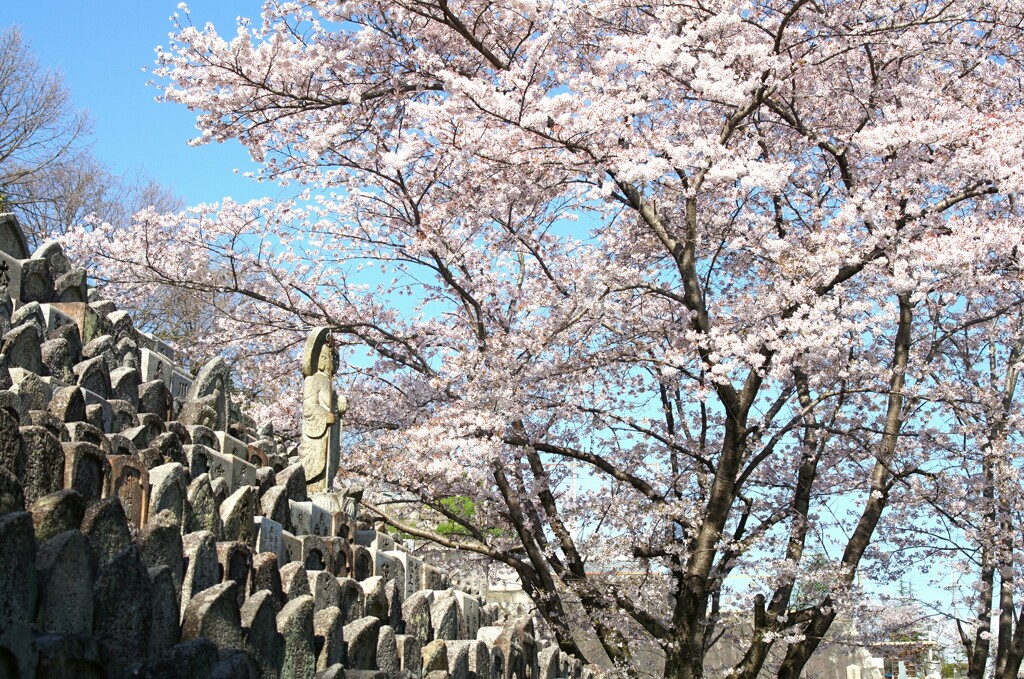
[0,213,597,679]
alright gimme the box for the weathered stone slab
[140,347,173,385]
[327,537,353,579]
[241,589,283,679]
[48,385,84,423]
[538,647,559,679]
[3,323,42,374]
[261,485,290,533]
[344,616,381,670]
[75,356,111,401]
[203,448,236,491]
[216,430,247,458]
[29,488,84,542]
[396,634,423,676]
[453,590,481,641]
[277,594,316,679]
[290,499,314,536]
[372,549,400,584]
[35,529,93,635]
[281,561,312,601]
[446,639,470,679]
[338,577,365,626]
[313,605,345,672]
[61,441,107,505]
[355,529,395,552]
[148,462,187,526]
[422,639,449,674]
[281,529,303,565]
[307,569,341,613]
[310,503,332,539]
[300,534,331,572]
[93,545,151,673]
[0,407,24,478]
[181,531,220,622]
[377,624,400,676]
[353,545,373,581]
[41,337,74,384]
[276,463,307,504]
[138,378,171,419]
[81,497,131,572]
[431,593,460,641]
[20,425,63,504]
[0,465,25,515]
[11,369,51,413]
[144,639,216,679]
[250,552,285,612]
[384,550,423,600]
[106,454,148,527]
[220,485,257,546]
[255,516,284,561]
[217,541,254,607]
[384,579,404,632]
[65,420,107,450]
[148,564,181,662]
[422,563,446,591]
[140,509,185,599]
[361,576,388,621]
[110,366,140,408]
[181,581,245,651]
[403,590,434,644]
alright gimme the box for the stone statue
[298,327,345,493]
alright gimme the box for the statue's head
[301,326,333,377]
[318,344,337,375]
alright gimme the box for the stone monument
[298,327,345,493]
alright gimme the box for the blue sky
[4,1,271,206]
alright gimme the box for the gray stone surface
[376,624,400,676]
[149,462,188,526]
[338,576,365,626]
[281,562,311,601]
[20,425,63,504]
[47,384,84,423]
[147,638,219,679]
[343,616,381,670]
[0,512,37,631]
[221,484,257,546]
[396,634,423,676]
[187,473,223,535]
[277,594,316,679]
[182,530,221,622]
[0,465,25,515]
[149,564,182,662]
[431,593,460,641]
[313,605,345,672]
[182,581,245,652]
[81,497,131,571]
[29,488,83,542]
[61,440,106,505]
[3,323,42,374]
[241,589,283,679]
[308,569,341,613]
[0,407,24,480]
[217,541,254,608]
[35,529,92,635]
[422,639,449,674]
[140,509,186,599]
[250,551,285,611]
[33,632,112,679]
[93,545,151,673]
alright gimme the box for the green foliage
[436,496,477,537]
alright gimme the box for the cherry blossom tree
[64,1,1024,676]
